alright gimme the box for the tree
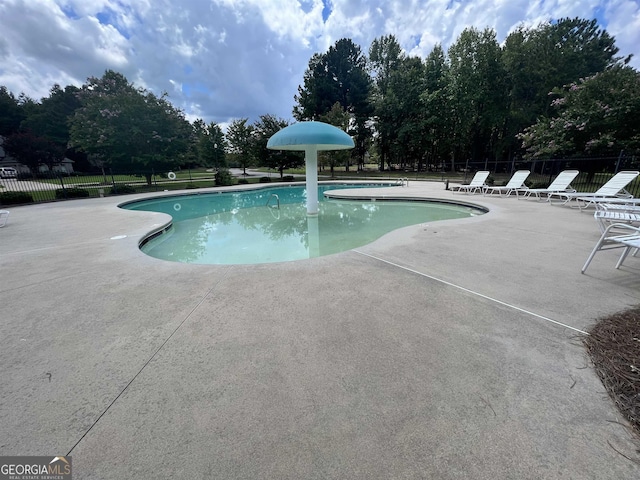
[21,84,81,147]
[318,102,351,176]
[4,130,64,174]
[391,56,429,170]
[421,44,452,169]
[446,27,508,170]
[518,66,640,158]
[197,121,226,169]
[369,35,405,170]
[69,70,191,184]
[252,114,303,177]
[226,118,255,175]
[0,86,25,136]
[502,18,626,160]
[294,38,372,169]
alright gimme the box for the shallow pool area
[122,184,485,264]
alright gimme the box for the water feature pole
[267,121,354,216]
[305,145,319,214]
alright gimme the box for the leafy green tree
[421,44,452,169]
[389,56,428,170]
[20,84,86,169]
[253,114,303,177]
[69,70,191,184]
[197,121,226,169]
[294,38,372,169]
[226,118,255,174]
[4,130,64,174]
[183,118,207,169]
[318,102,351,176]
[502,18,626,159]
[446,27,508,170]
[518,66,640,158]
[21,85,81,147]
[369,35,405,170]
[0,87,25,136]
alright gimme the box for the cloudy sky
[0,0,639,127]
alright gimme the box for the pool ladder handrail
[397,178,409,187]
[266,193,280,209]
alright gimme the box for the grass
[7,166,640,205]
[3,174,289,205]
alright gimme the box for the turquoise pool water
[122,184,484,264]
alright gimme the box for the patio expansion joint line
[65,266,232,456]
[354,250,589,336]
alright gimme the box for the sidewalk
[0,181,639,479]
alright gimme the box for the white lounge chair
[519,170,579,201]
[582,223,640,273]
[593,203,640,232]
[548,170,639,209]
[0,210,9,228]
[484,170,530,197]
[451,171,490,194]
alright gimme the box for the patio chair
[594,203,640,233]
[0,210,9,228]
[519,170,579,201]
[484,170,530,197]
[451,171,490,194]
[548,170,639,209]
[582,223,640,273]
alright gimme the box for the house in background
[0,135,74,175]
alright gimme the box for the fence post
[615,150,624,173]
[110,169,117,194]
[58,172,67,198]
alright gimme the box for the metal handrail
[266,193,280,209]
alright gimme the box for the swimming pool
[122,183,485,264]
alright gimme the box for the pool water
[123,184,484,264]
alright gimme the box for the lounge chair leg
[582,227,616,273]
[582,237,606,273]
[616,247,633,269]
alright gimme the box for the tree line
[294,17,639,172]
[1,17,638,178]
[0,72,304,180]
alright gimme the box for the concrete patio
[1,180,639,479]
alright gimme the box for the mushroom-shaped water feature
[267,121,354,215]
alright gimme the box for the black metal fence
[0,169,224,206]
[454,155,640,197]
[1,155,639,206]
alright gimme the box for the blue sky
[0,0,638,129]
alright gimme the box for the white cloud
[0,0,637,126]
[603,0,640,63]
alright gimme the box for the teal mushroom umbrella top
[267,121,354,151]
[267,121,354,216]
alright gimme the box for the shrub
[215,169,234,186]
[238,178,249,184]
[55,187,90,199]
[526,180,548,189]
[259,176,272,183]
[0,191,33,205]
[185,183,199,189]
[109,184,137,195]
[281,175,295,182]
